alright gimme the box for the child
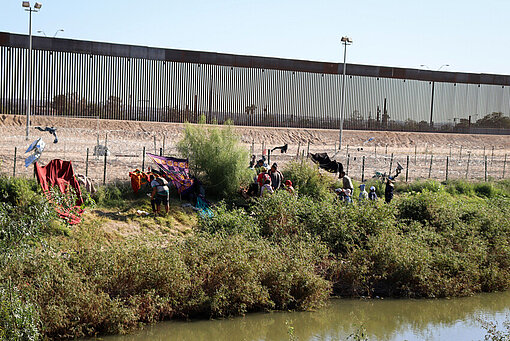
[359,184,368,202]
[368,186,378,201]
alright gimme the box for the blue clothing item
[368,191,378,201]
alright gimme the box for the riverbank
[1,171,510,339]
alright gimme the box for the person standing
[151,174,170,215]
[268,163,283,191]
[385,177,395,203]
[359,184,368,202]
[339,171,354,193]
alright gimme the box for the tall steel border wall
[1,31,509,134]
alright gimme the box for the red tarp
[35,159,84,224]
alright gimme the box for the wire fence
[2,126,508,187]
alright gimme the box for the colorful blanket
[146,154,194,195]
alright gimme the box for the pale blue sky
[1,0,509,75]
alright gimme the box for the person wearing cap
[268,163,283,191]
[368,186,378,201]
[359,184,368,202]
[284,180,295,195]
[385,177,395,203]
[339,171,354,194]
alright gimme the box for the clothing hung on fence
[310,153,344,173]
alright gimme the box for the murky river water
[103,291,510,341]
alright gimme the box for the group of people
[249,158,295,197]
[336,171,396,204]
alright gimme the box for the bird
[271,144,288,153]
[35,126,58,143]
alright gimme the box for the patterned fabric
[147,153,194,195]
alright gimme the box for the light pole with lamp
[420,64,449,129]
[339,36,352,150]
[22,1,42,140]
[37,29,63,37]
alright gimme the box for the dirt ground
[1,114,509,185]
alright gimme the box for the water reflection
[101,291,510,341]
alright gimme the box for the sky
[1,0,510,75]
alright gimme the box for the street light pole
[22,1,42,140]
[338,36,352,150]
[421,64,449,129]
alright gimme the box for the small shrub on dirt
[177,120,252,199]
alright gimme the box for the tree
[475,112,510,129]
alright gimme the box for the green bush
[0,176,57,248]
[196,202,260,237]
[282,161,335,199]
[177,120,252,199]
[0,283,40,341]
[1,234,331,338]
[93,181,137,209]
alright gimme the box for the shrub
[177,120,252,199]
[196,202,260,237]
[93,181,137,209]
[282,161,335,199]
[0,282,40,341]
[1,234,332,338]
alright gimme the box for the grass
[1,166,510,339]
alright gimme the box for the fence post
[159,147,162,156]
[85,148,89,178]
[296,142,301,159]
[361,156,365,182]
[484,155,488,182]
[414,145,417,164]
[13,147,17,177]
[503,154,507,178]
[491,146,495,163]
[388,153,394,176]
[446,156,449,181]
[346,154,350,176]
[466,152,471,179]
[142,146,146,172]
[406,155,409,183]
[307,141,310,156]
[103,152,107,185]
[334,141,337,152]
[385,144,388,155]
[346,145,349,158]
[374,144,377,159]
[267,149,271,165]
[459,145,463,160]
[428,155,433,179]
[449,145,452,159]
[251,140,254,155]
[483,146,486,157]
